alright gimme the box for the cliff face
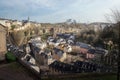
[10,31,25,46]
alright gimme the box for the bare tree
[105,9,120,23]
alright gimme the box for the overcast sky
[0,0,120,23]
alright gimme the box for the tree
[41,33,49,41]
[105,9,120,80]
[49,28,54,36]
[11,25,15,30]
[105,9,120,23]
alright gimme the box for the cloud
[0,0,56,8]
[0,0,120,23]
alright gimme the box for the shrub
[6,51,16,62]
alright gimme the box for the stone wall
[0,24,7,61]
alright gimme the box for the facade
[0,24,7,61]
[53,48,67,62]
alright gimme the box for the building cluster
[0,18,112,75]
[0,18,41,31]
[49,60,111,74]
[0,18,112,36]
[20,33,109,75]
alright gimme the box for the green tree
[11,25,16,30]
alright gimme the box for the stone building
[0,24,7,61]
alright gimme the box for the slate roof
[53,48,64,57]
[76,42,91,49]
[87,49,96,54]
[57,33,75,40]
[95,47,106,54]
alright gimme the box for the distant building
[0,18,8,26]
[0,18,12,30]
[0,24,7,61]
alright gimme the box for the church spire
[28,16,30,22]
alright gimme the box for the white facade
[60,52,67,62]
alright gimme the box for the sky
[0,0,120,23]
